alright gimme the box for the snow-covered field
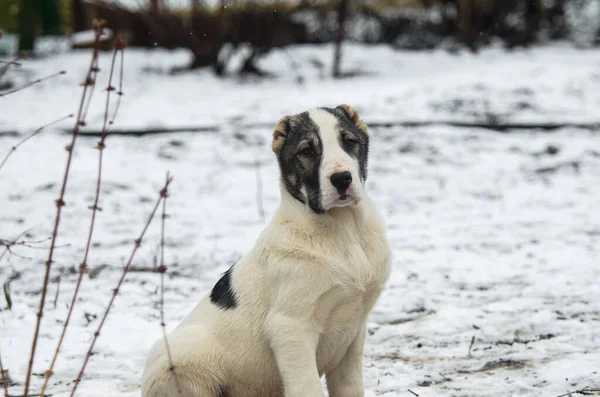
[1,43,599,397]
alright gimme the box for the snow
[1,43,599,397]
[4,43,600,133]
[71,29,115,46]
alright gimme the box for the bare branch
[0,53,26,82]
[0,71,66,98]
[157,172,182,394]
[39,35,125,397]
[0,114,74,174]
[108,36,126,131]
[68,175,173,397]
[0,226,41,263]
[22,21,106,397]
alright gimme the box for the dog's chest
[333,230,389,294]
[315,239,388,374]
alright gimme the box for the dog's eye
[299,147,315,157]
[343,137,358,149]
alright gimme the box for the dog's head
[272,105,369,214]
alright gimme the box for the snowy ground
[1,43,599,397]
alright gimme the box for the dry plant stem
[69,176,173,397]
[0,231,28,263]
[0,226,39,263]
[0,71,66,97]
[555,388,600,397]
[0,346,8,397]
[0,114,74,174]
[22,26,104,397]
[0,237,51,263]
[108,45,125,129]
[81,57,99,122]
[0,54,24,82]
[157,173,182,395]
[38,43,123,397]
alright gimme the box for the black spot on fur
[275,112,324,213]
[210,266,237,309]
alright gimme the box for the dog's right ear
[272,117,290,153]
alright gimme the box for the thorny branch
[157,172,183,394]
[39,34,126,397]
[22,20,106,397]
[68,175,173,397]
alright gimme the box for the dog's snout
[330,171,352,192]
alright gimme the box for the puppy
[142,105,391,397]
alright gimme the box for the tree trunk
[72,0,87,33]
[332,0,348,78]
[40,0,61,35]
[18,0,35,52]
[191,0,201,13]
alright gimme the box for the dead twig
[0,346,8,397]
[39,34,125,397]
[2,271,20,311]
[108,37,125,132]
[52,275,61,309]
[2,282,11,310]
[157,172,182,394]
[68,175,173,397]
[0,60,21,66]
[554,387,600,397]
[22,20,106,397]
[468,335,475,357]
[0,71,66,98]
[0,226,44,263]
[408,389,419,396]
[0,114,74,174]
[0,52,26,82]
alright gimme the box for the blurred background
[2,0,600,69]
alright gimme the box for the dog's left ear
[272,116,290,153]
[336,104,368,135]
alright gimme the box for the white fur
[308,109,363,211]
[142,113,391,397]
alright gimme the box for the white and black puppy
[142,105,391,397]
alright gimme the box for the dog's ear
[336,104,368,135]
[272,116,290,153]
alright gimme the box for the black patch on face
[210,265,237,309]
[322,107,369,182]
[275,112,325,213]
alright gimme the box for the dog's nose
[330,171,352,192]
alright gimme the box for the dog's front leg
[325,324,366,397]
[266,313,324,397]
